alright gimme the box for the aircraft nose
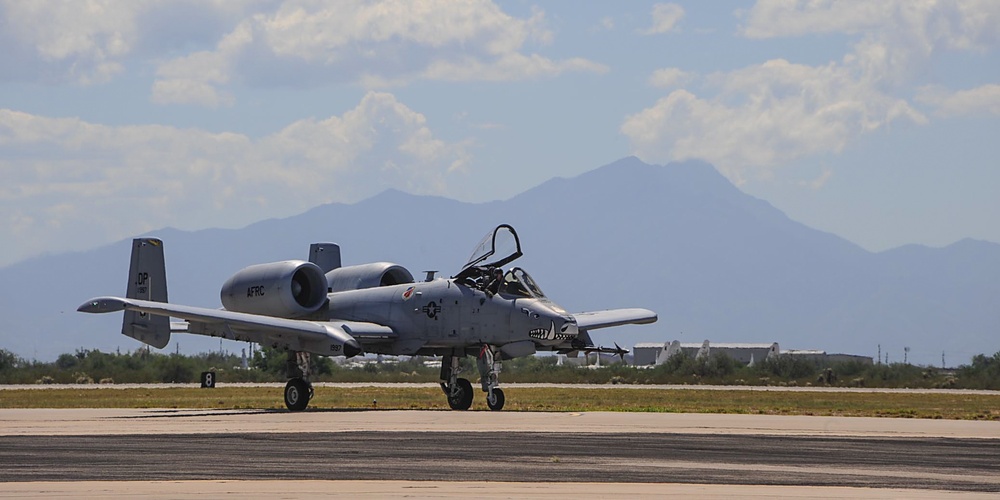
[560,318,578,337]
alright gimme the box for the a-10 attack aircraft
[79,225,656,411]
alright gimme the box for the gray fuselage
[323,278,579,358]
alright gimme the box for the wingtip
[77,297,127,313]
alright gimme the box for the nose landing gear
[477,344,505,411]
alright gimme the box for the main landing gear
[284,351,314,412]
[439,345,505,411]
[440,354,473,410]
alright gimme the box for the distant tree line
[0,347,997,389]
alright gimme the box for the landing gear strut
[440,353,473,410]
[477,345,504,411]
[284,351,313,412]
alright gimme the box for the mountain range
[2,157,997,366]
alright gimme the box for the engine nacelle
[221,260,328,317]
[326,262,414,293]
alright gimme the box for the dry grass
[1,386,998,420]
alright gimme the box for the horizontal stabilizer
[78,296,372,358]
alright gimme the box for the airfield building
[633,341,871,366]
[633,341,779,366]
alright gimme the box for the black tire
[284,378,310,412]
[486,388,505,411]
[447,378,474,410]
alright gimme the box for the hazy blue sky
[1,0,998,267]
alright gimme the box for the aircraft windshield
[502,267,546,299]
[456,224,523,280]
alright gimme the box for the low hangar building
[633,341,872,366]
[633,341,779,366]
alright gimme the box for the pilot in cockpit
[485,267,504,297]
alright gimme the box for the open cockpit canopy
[455,224,523,281]
[500,267,546,299]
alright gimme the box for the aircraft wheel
[486,388,505,411]
[447,378,474,410]
[284,378,310,412]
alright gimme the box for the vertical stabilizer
[656,340,681,365]
[123,238,170,348]
[309,243,342,274]
[696,340,710,360]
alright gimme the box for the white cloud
[623,0,997,181]
[799,168,833,190]
[0,1,256,85]
[742,0,1000,46]
[640,3,685,35]
[622,59,926,180]
[917,84,1000,117]
[151,49,235,107]
[150,0,604,105]
[740,0,1000,83]
[0,0,600,94]
[0,92,468,266]
[648,68,694,88]
[150,79,235,108]
[422,53,608,82]
[741,1,889,39]
[0,0,142,83]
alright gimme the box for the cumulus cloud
[0,0,141,84]
[640,3,685,35]
[0,0,255,85]
[741,0,1000,46]
[0,92,468,266]
[151,47,236,107]
[648,68,694,88]
[623,0,997,181]
[0,0,602,95]
[622,60,926,180]
[740,0,1000,83]
[917,84,1000,117]
[150,0,605,105]
[422,53,608,82]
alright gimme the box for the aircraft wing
[77,296,386,357]
[572,308,657,330]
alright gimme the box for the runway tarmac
[1,409,998,497]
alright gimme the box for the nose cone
[343,339,363,358]
[527,303,580,345]
[559,318,579,337]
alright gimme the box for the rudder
[123,238,171,348]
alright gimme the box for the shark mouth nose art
[529,321,578,341]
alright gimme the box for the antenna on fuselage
[423,271,437,282]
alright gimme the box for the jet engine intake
[221,260,328,317]
[326,262,414,292]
